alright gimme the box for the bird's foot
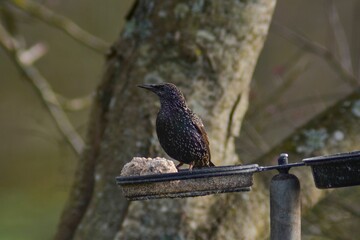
[188,162,194,171]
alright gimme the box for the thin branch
[272,22,359,88]
[261,92,345,129]
[18,42,48,64]
[0,22,84,155]
[249,52,308,118]
[10,0,109,53]
[326,0,353,74]
[56,93,93,111]
[0,2,18,35]
[242,119,270,153]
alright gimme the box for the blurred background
[0,0,359,239]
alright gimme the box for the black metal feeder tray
[116,164,258,200]
[303,150,360,189]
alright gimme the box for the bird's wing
[191,113,209,145]
[189,111,212,163]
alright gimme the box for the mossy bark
[56,0,277,239]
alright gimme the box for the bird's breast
[156,108,207,162]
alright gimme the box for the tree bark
[55,0,277,239]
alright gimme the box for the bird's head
[138,83,186,106]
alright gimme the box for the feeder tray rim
[127,187,252,201]
[256,162,305,172]
[117,164,258,185]
[303,150,360,165]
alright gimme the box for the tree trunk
[55,0,277,239]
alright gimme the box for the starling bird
[138,83,214,170]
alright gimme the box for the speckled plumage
[138,83,214,169]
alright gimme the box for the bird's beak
[137,84,157,91]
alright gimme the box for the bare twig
[56,93,93,111]
[326,0,353,74]
[0,22,84,155]
[249,52,308,118]
[10,0,109,53]
[242,120,270,153]
[272,22,359,87]
[18,42,48,64]
[0,2,18,35]
[263,92,345,129]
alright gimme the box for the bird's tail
[209,160,215,167]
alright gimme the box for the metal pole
[270,154,301,240]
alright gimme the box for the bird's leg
[188,162,194,171]
[176,162,184,170]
